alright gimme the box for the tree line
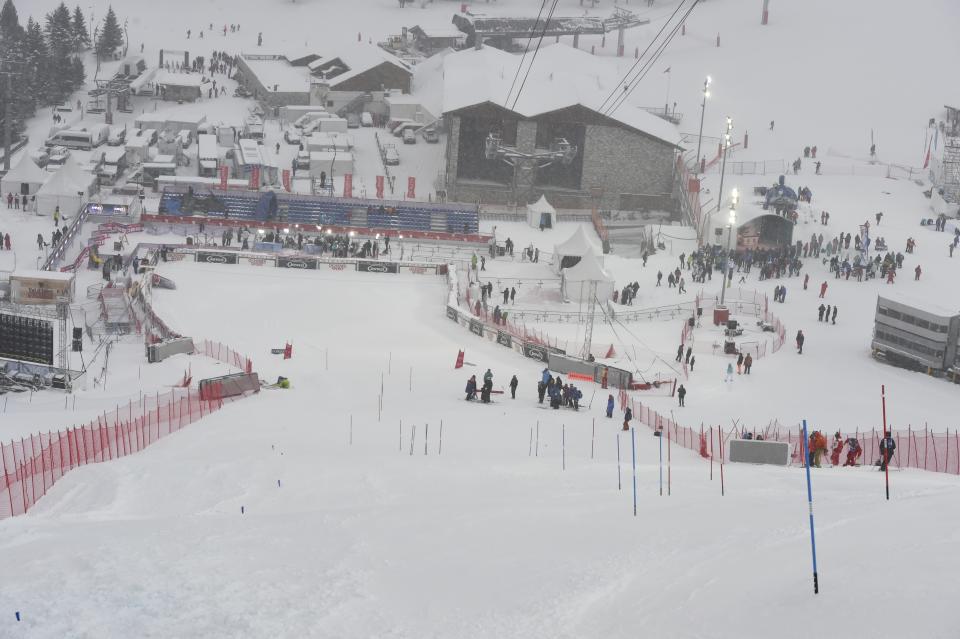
[0,0,126,138]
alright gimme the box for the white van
[107,126,127,146]
[360,112,373,127]
[293,111,333,130]
[138,128,159,145]
[45,125,109,150]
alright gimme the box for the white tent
[526,194,556,229]
[561,248,615,303]
[35,158,94,217]
[552,225,597,271]
[1,155,50,196]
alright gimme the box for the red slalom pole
[667,423,672,496]
[710,426,714,480]
[719,427,726,496]
[881,385,890,500]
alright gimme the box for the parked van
[107,126,127,146]
[137,128,159,145]
[293,111,331,129]
[45,125,109,150]
[360,112,373,127]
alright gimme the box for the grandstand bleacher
[158,187,479,234]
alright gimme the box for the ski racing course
[0,261,958,638]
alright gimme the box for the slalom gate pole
[425,423,429,456]
[659,428,663,496]
[591,418,595,460]
[719,428,726,497]
[668,424,672,496]
[438,420,443,455]
[881,385,890,500]
[617,432,622,490]
[535,421,539,457]
[350,415,353,446]
[710,426,714,480]
[529,426,533,456]
[562,424,566,471]
[409,424,416,456]
[631,427,637,516]
[399,419,402,452]
[801,419,820,594]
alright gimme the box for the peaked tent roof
[563,248,614,282]
[527,194,556,215]
[3,154,50,185]
[553,225,597,257]
[38,157,93,197]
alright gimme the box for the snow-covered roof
[3,154,50,186]
[155,70,204,87]
[553,225,596,257]
[440,44,681,147]
[307,43,412,87]
[410,24,466,40]
[410,48,451,120]
[11,269,75,282]
[563,249,614,283]
[243,57,311,93]
[527,194,556,215]
[37,157,93,196]
[877,292,960,319]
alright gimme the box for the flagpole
[664,67,672,116]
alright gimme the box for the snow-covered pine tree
[71,5,90,52]
[44,2,77,104]
[0,0,23,40]
[95,6,123,59]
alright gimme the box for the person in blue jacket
[464,375,477,401]
[606,394,615,418]
[541,368,551,385]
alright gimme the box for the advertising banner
[277,256,318,270]
[219,165,228,189]
[446,306,459,322]
[238,254,276,267]
[469,319,484,337]
[317,260,354,272]
[399,264,436,275]
[282,169,291,192]
[10,273,75,305]
[375,175,384,199]
[249,166,261,190]
[407,176,415,199]
[343,173,353,198]
[496,331,512,348]
[522,342,550,362]
[196,251,238,265]
[357,261,398,274]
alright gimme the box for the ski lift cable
[596,0,693,113]
[599,297,685,381]
[604,0,699,117]
[509,0,560,112]
[503,0,551,108]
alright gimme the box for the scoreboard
[0,313,54,365]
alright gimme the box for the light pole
[694,76,711,175]
[715,116,733,217]
[719,187,738,307]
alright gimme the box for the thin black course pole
[881,384,890,500]
[801,419,820,595]
[617,432,621,490]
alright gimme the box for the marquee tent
[552,225,598,270]
[561,247,615,303]
[526,195,556,229]
[35,158,95,217]
[1,155,50,197]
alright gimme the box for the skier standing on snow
[796,330,805,354]
[509,375,518,399]
[879,432,896,470]
[623,406,633,431]
[830,432,844,466]
[743,353,752,374]
[677,384,687,407]
[725,363,734,382]
[831,306,838,324]
[676,344,684,362]
[736,353,744,374]
[818,303,826,322]
[465,375,477,401]
[606,394,615,418]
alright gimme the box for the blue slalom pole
[801,419,820,594]
[631,427,637,516]
[659,430,663,496]
[616,433,622,491]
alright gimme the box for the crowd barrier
[629,397,960,477]
[0,386,254,520]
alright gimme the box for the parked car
[383,145,400,166]
[423,128,439,143]
[402,128,416,144]
[346,113,360,129]
[284,128,302,145]
[360,112,373,127]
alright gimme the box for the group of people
[805,431,893,469]
[464,369,495,403]
[816,303,839,324]
[537,369,583,410]
[5,192,32,211]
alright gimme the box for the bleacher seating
[156,187,479,235]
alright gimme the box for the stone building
[438,44,682,211]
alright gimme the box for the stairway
[430,212,447,232]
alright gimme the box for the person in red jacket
[843,437,862,466]
[830,432,844,466]
[819,281,828,298]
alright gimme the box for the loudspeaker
[72,327,82,339]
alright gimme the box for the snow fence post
[631,427,637,516]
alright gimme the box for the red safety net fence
[630,397,960,476]
[0,386,255,520]
[196,338,254,374]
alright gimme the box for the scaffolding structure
[940,135,960,204]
